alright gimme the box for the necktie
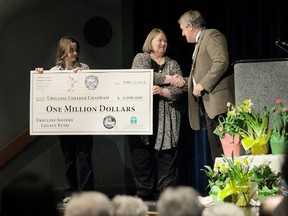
[191,42,199,85]
[191,42,198,71]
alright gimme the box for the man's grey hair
[157,186,204,216]
[178,10,206,29]
[64,192,111,216]
[110,195,148,216]
[202,202,244,216]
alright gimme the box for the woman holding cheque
[36,36,94,203]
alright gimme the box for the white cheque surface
[30,69,153,135]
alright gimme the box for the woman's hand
[73,67,81,73]
[35,67,44,73]
[171,74,185,87]
[152,85,162,95]
[152,85,172,99]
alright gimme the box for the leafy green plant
[202,155,253,205]
[202,155,281,205]
[250,163,281,196]
[270,99,288,141]
[214,102,244,139]
[215,99,271,154]
[236,99,271,153]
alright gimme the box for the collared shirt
[196,29,202,42]
[192,29,203,85]
[192,29,202,60]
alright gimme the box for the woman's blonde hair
[142,28,166,53]
[55,36,80,68]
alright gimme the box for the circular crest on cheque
[103,115,116,129]
[85,75,99,90]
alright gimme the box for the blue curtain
[176,97,213,196]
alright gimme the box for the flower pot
[270,135,288,155]
[220,134,241,157]
[241,135,270,155]
[250,142,269,155]
[231,185,254,207]
[231,192,251,207]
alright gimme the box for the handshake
[166,74,185,88]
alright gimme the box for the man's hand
[193,83,204,97]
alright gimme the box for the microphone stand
[275,40,288,52]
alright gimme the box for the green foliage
[202,155,281,202]
[271,99,288,139]
[250,163,281,196]
[214,99,271,153]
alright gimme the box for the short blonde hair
[142,28,166,53]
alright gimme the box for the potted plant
[270,99,288,154]
[214,102,244,156]
[250,163,281,199]
[235,99,271,155]
[202,155,281,206]
[203,155,254,206]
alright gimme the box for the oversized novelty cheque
[30,69,153,135]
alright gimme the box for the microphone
[275,40,288,52]
[278,40,288,46]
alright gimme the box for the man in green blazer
[178,10,235,161]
